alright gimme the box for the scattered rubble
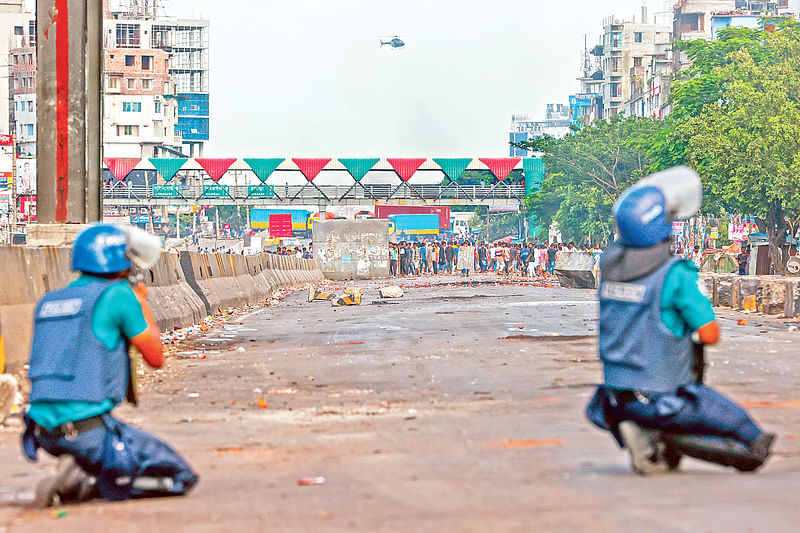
[331,289,363,306]
[379,285,404,298]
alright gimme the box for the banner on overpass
[433,158,471,182]
[104,158,141,181]
[292,158,331,181]
[339,158,379,182]
[150,158,188,182]
[244,158,284,182]
[196,158,236,181]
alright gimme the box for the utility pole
[36,0,103,224]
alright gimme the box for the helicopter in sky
[379,36,406,49]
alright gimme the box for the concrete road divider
[554,252,598,289]
[0,245,323,374]
[701,273,800,317]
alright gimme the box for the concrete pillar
[36,0,103,224]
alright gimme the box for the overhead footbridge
[101,157,545,208]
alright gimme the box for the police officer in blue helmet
[22,224,198,506]
[587,167,775,474]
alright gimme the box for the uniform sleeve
[663,261,716,332]
[99,282,149,341]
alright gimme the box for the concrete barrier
[701,273,800,317]
[554,252,598,289]
[313,220,390,279]
[0,246,323,374]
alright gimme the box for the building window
[612,32,622,48]
[20,101,25,112]
[21,78,27,88]
[634,32,643,43]
[14,26,23,36]
[142,55,152,70]
[142,79,152,90]
[118,125,138,136]
[29,21,36,47]
[13,55,18,65]
[116,24,141,48]
[26,124,34,136]
[127,78,136,90]
[125,55,135,67]
[634,56,643,67]
[122,102,142,113]
[108,77,120,89]
[155,101,162,114]
[190,104,199,111]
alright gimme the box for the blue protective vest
[598,256,693,394]
[29,282,128,404]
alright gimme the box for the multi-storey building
[509,105,572,156]
[672,1,737,70]
[625,27,673,118]
[8,15,35,157]
[103,0,210,156]
[597,8,671,118]
[1,0,34,138]
[103,48,181,158]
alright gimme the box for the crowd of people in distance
[388,240,604,279]
[196,246,313,259]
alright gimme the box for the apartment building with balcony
[598,8,671,118]
[103,0,210,156]
[103,48,181,158]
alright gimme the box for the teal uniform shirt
[28,275,148,430]
[661,261,716,337]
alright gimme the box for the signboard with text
[269,213,293,238]
[201,184,230,198]
[153,184,182,198]
[247,184,275,198]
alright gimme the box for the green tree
[652,23,800,273]
[518,115,662,244]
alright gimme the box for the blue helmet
[72,224,131,274]
[613,184,672,248]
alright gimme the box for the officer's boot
[662,432,776,472]
[34,456,97,508]
[618,421,669,475]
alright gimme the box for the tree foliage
[653,22,800,272]
[519,115,662,244]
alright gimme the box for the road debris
[297,477,326,486]
[487,439,564,449]
[379,285,404,298]
[331,289,363,306]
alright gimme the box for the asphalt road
[1,275,798,532]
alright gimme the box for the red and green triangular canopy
[196,158,237,181]
[104,157,141,181]
[480,157,521,181]
[387,158,426,182]
[433,158,472,182]
[339,158,379,182]
[292,158,331,181]
[149,158,187,182]
[244,158,284,182]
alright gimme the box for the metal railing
[102,182,527,204]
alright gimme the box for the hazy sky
[166,0,674,157]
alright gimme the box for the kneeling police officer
[587,167,775,474]
[23,224,198,506]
